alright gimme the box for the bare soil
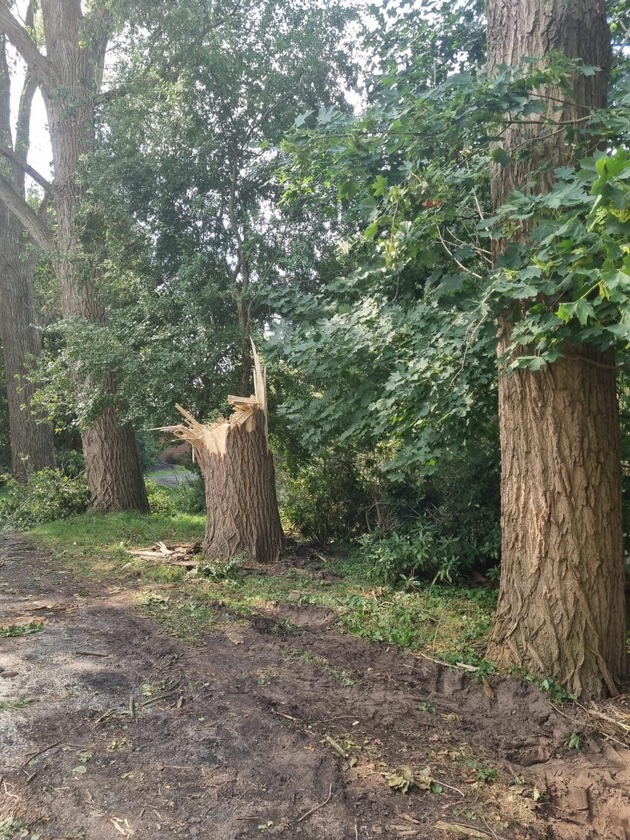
[1,535,630,840]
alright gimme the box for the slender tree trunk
[485,0,626,697]
[0,216,56,480]
[0,33,55,480]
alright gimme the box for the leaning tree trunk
[162,348,284,564]
[485,0,626,697]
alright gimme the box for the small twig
[140,690,177,708]
[128,695,135,719]
[272,710,299,722]
[323,735,347,758]
[22,740,62,770]
[75,650,110,657]
[436,226,483,279]
[434,778,465,797]
[297,783,333,823]
[25,771,37,784]
[3,780,19,799]
[355,818,359,839]
[94,708,115,725]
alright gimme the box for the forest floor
[1,532,630,840]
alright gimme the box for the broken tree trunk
[161,349,284,564]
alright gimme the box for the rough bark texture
[197,407,284,564]
[36,0,148,512]
[161,350,284,564]
[485,0,626,697]
[0,33,55,480]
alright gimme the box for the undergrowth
[28,510,497,665]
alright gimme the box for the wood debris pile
[128,541,202,569]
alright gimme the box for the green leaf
[489,147,513,167]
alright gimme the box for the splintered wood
[159,342,269,457]
[159,342,284,564]
[128,542,202,568]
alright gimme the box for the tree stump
[161,348,284,564]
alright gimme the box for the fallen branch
[297,783,333,823]
[75,650,110,658]
[21,740,62,770]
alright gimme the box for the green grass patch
[145,466,192,481]
[29,511,205,572]
[28,511,497,664]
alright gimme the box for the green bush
[55,447,85,477]
[145,480,177,515]
[145,475,206,516]
[0,469,89,531]
[358,520,462,586]
[168,474,206,514]
[278,450,372,543]
[136,430,162,472]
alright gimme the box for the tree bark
[198,406,283,563]
[162,350,284,564]
[0,33,55,480]
[0,0,149,511]
[485,0,626,697]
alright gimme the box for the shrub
[145,475,206,516]
[358,520,463,586]
[136,430,162,472]
[55,447,85,478]
[0,469,89,531]
[278,451,372,543]
[145,480,177,515]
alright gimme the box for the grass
[27,509,497,665]
[145,466,192,481]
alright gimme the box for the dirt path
[1,536,630,840]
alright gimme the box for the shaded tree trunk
[485,0,626,697]
[0,31,55,480]
[0,215,56,480]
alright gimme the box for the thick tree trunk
[198,407,283,563]
[38,0,149,513]
[162,350,284,564]
[485,0,626,697]
[83,407,148,512]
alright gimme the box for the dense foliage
[0,0,628,582]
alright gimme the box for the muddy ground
[1,535,630,840]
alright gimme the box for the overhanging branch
[0,3,56,89]
[0,172,54,251]
[0,144,53,193]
